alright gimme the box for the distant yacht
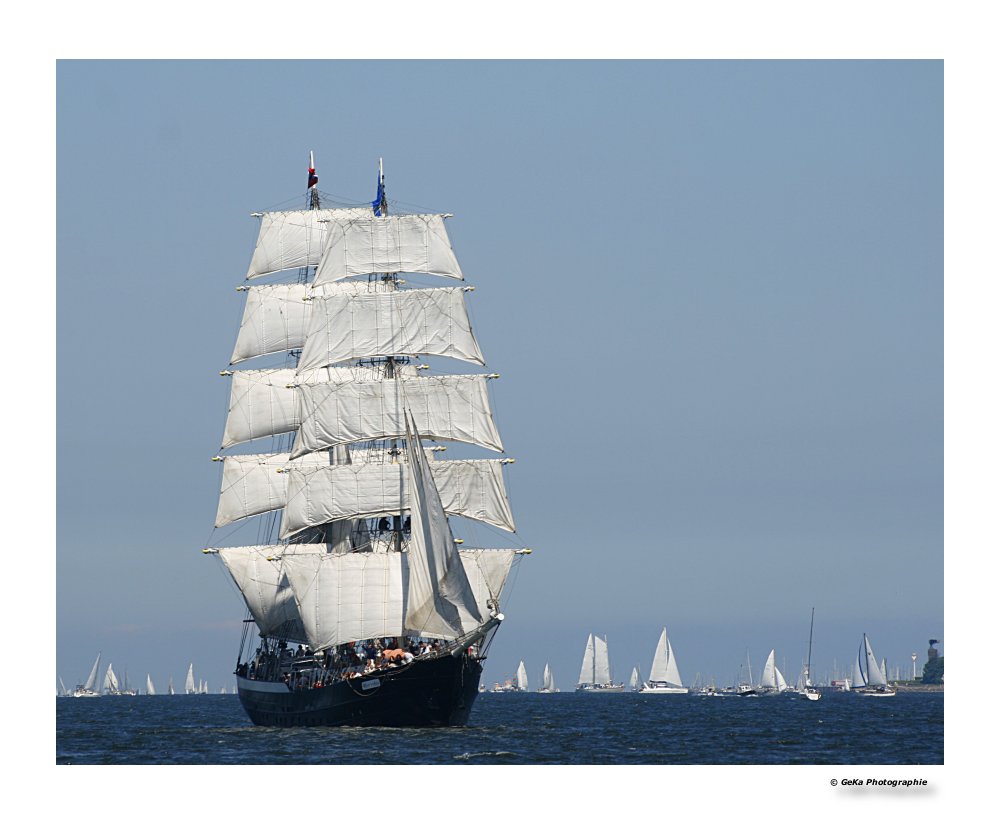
[852,634,896,697]
[639,628,689,694]
[539,663,559,693]
[73,653,102,698]
[515,661,529,692]
[576,633,624,692]
[757,649,788,695]
[185,664,196,695]
[146,674,156,696]
[629,666,641,692]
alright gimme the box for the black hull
[237,653,483,728]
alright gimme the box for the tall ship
[205,155,527,727]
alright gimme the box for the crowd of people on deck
[239,636,450,690]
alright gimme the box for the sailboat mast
[806,607,815,683]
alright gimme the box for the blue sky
[55,60,944,698]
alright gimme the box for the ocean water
[56,692,944,765]
[55,690,942,765]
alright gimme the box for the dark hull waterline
[237,653,483,727]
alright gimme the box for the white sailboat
[853,634,896,696]
[758,649,788,694]
[515,661,529,692]
[206,155,528,727]
[629,666,641,691]
[796,607,821,700]
[102,663,119,695]
[146,674,156,696]
[58,677,70,697]
[73,653,102,698]
[640,628,689,694]
[185,664,196,695]
[168,677,175,696]
[539,663,559,693]
[576,633,624,692]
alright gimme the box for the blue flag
[372,175,387,216]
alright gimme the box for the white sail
[516,661,529,691]
[297,287,485,370]
[649,628,684,687]
[457,548,517,620]
[168,677,175,695]
[775,666,788,692]
[853,643,868,687]
[216,545,328,641]
[280,551,407,650]
[245,207,372,280]
[760,649,777,689]
[542,663,556,692]
[146,674,156,696]
[291,374,503,457]
[279,458,516,537]
[83,653,102,692]
[314,213,464,284]
[230,283,312,363]
[280,546,516,651]
[402,410,483,638]
[231,281,397,364]
[864,635,887,687]
[594,635,612,685]
[578,634,595,686]
[103,663,119,694]
[630,666,640,690]
[220,368,301,448]
[185,664,196,694]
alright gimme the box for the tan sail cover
[314,214,463,283]
[297,287,485,370]
[245,207,371,280]
[290,374,503,457]
[280,458,516,538]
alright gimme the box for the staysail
[402,409,483,637]
[516,661,529,691]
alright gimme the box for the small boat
[575,633,624,692]
[639,628,689,694]
[168,677,175,696]
[146,674,156,695]
[185,664,196,695]
[538,662,559,693]
[629,666,641,691]
[72,653,102,698]
[735,651,758,696]
[852,634,896,697]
